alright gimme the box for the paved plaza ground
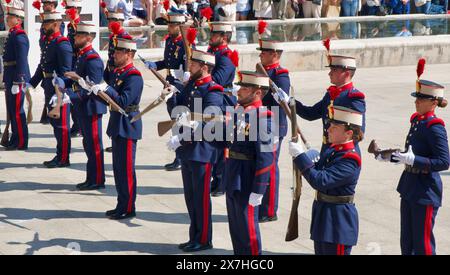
[0,63,449,255]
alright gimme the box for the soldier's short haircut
[345,124,364,142]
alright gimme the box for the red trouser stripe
[91,115,102,185]
[424,205,433,255]
[201,163,212,245]
[268,147,277,217]
[61,104,69,163]
[248,205,259,255]
[126,139,134,213]
[15,86,24,148]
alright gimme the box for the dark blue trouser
[314,241,352,255]
[211,148,226,193]
[181,160,213,245]
[5,84,28,148]
[400,199,438,255]
[259,137,283,219]
[112,136,137,214]
[226,191,262,255]
[48,103,71,163]
[80,114,105,186]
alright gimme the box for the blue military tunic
[103,28,132,85]
[294,141,361,246]
[397,111,450,207]
[207,44,236,88]
[295,82,366,153]
[2,25,31,149]
[66,19,80,68]
[155,34,189,85]
[223,101,276,255]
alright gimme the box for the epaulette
[275,68,289,75]
[15,30,26,36]
[410,112,420,123]
[258,109,273,118]
[86,54,100,60]
[427,118,445,128]
[208,84,224,92]
[126,69,142,77]
[57,37,69,44]
[342,152,362,167]
[348,90,365,99]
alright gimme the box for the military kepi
[235,71,270,88]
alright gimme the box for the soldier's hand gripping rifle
[157,112,224,137]
[130,55,180,123]
[20,76,33,124]
[285,97,304,242]
[368,139,400,162]
[48,71,63,119]
[64,71,127,116]
[255,62,310,149]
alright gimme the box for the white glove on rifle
[161,85,176,101]
[170,65,185,81]
[289,140,305,158]
[182,72,191,83]
[89,82,109,96]
[49,93,71,107]
[77,77,90,91]
[11,84,22,95]
[248,192,264,207]
[392,145,415,165]
[166,135,182,151]
[272,87,289,104]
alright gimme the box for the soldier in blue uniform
[207,22,238,197]
[89,38,143,220]
[64,0,83,138]
[378,77,449,255]
[164,50,224,252]
[256,39,290,223]
[289,96,365,255]
[29,12,73,168]
[1,8,30,151]
[144,13,192,172]
[62,23,107,191]
[274,54,366,156]
[223,71,275,255]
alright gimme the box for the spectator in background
[236,0,251,20]
[272,0,288,19]
[117,0,145,26]
[133,0,155,26]
[415,0,432,13]
[322,0,341,17]
[389,0,410,14]
[303,0,322,18]
[253,0,273,19]
[363,0,383,14]
[341,0,359,15]
[215,0,238,21]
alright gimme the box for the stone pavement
[0,63,449,255]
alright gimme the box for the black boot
[164,158,181,171]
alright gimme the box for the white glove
[236,119,246,135]
[376,154,390,163]
[176,112,190,127]
[166,135,182,151]
[161,85,176,102]
[25,83,34,92]
[248,192,264,207]
[49,93,71,107]
[11,84,21,95]
[231,85,240,97]
[272,87,289,104]
[90,83,108,96]
[170,65,185,81]
[392,145,415,165]
[289,141,305,158]
[77,77,90,90]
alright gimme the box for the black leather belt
[43,72,53,78]
[315,192,354,204]
[405,165,429,174]
[228,150,255,161]
[3,61,16,66]
[125,105,139,113]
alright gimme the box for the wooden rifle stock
[157,113,223,137]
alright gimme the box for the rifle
[255,62,309,148]
[157,112,224,137]
[25,87,33,124]
[64,71,127,116]
[130,55,178,123]
[1,91,10,147]
[47,71,63,119]
[285,97,303,242]
[368,139,400,161]
[179,24,191,70]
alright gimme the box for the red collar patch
[264,63,279,71]
[331,141,355,152]
[195,75,212,86]
[78,44,93,56]
[114,62,134,74]
[47,31,62,41]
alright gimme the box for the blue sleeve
[14,34,30,83]
[413,125,450,172]
[155,60,167,71]
[57,41,73,79]
[211,54,235,86]
[274,73,290,96]
[253,117,275,194]
[105,74,144,108]
[79,58,105,101]
[29,65,43,88]
[294,153,360,192]
[295,95,325,121]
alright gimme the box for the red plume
[32,0,41,11]
[101,1,107,8]
[187,28,197,45]
[109,21,122,35]
[258,20,267,35]
[322,38,330,53]
[200,7,213,21]
[163,0,170,11]
[66,7,78,21]
[6,0,12,4]
[416,58,426,79]
[230,50,239,67]
[61,1,66,8]
[237,71,243,83]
